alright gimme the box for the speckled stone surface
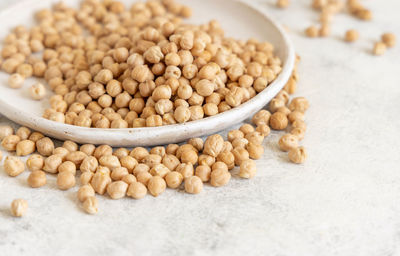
[1,0,400,255]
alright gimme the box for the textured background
[1,0,400,255]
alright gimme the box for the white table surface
[1,0,400,255]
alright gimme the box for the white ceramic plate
[0,0,295,147]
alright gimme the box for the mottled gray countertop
[1,0,400,255]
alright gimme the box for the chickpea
[80,171,94,185]
[66,151,87,167]
[63,140,78,152]
[43,154,63,174]
[184,176,203,194]
[94,144,113,159]
[269,112,288,130]
[174,105,191,123]
[246,142,264,160]
[78,184,95,202]
[239,124,255,135]
[195,165,211,182]
[147,176,166,197]
[382,33,396,48]
[99,155,121,169]
[111,167,129,181]
[0,125,14,140]
[289,97,310,112]
[16,140,35,156]
[373,42,386,56]
[239,159,257,179]
[82,196,98,215]
[8,73,25,89]
[94,69,113,84]
[29,131,44,142]
[269,98,285,113]
[58,161,77,175]
[288,146,307,164]
[107,181,128,199]
[345,29,359,42]
[53,147,70,160]
[4,156,25,177]
[29,83,47,100]
[210,168,231,187]
[27,170,47,188]
[26,154,44,171]
[1,134,21,151]
[252,110,271,126]
[176,163,194,179]
[203,134,224,157]
[278,134,299,152]
[11,199,28,217]
[256,124,271,137]
[80,144,96,156]
[36,137,54,156]
[232,147,250,166]
[305,26,319,38]
[91,170,112,195]
[127,181,148,199]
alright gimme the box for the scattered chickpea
[269,112,288,130]
[345,29,359,42]
[373,42,386,56]
[16,140,35,156]
[27,170,47,188]
[57,171,76,190]
[78,184,95,202]
[279,134,299,152]
[29,83,47,100]
[11,199,28,217]
[288,146,307,164]
[4,156,25,177]
[82,196,98,215]
[1,134,21,151]
[36,137,54,156]
[239,159,257,179]
[127,181,147,199]
[0,125,14,140]
[210,168,231,187]
[381,33,396,48]
[147,175,166,197]
[26,154,44,171]
[107,181,128,199]
[165,171,184,188]
[185,176,203,194]
[8,73,24,89]
[305,26,319,38]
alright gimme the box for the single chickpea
[174,105,191,123]
[305,26,319,38]
[26,154,44,171]
[269,98,285,113]
[185,176,203,194]
[43,154,63,174]
[0,125,14,140]
[239,159,257,179]
[27,170,47,188]
[290,127,305,140]
[373,42,386,56]
[232,138,249,149]
[11,199,28,217]
[232,147,250,166]
[136,171,153,186]
[289,97,309,112]
[127,181,148,199]
[99,155,121,169]
[381,33,396,48]
[4,156,25,177]
[16,140,35,156]
[111,167,130,181]
[256,124,271,137]
[36,137,54,156]
[94,69,113,84]
[210,168,231,187]
[79,157,98,174]
[195,165,211,182]
[245,131,264,145]
[17,63,33,78]
[78,184,95,202]
[246,142,264,160]
[278,133,299,152]
[1,134,20,151]
[8,73,26,89]
[216,151,235,169]
[80,171,94,185]
[82,196,98,215]
[91,170,112,195]
[147,175,166,197]
[269,112,288,130]
[53,147,70,160]
[176,163,194,179]
[203,134,224,157]
[240,124,255,135]
[345,29,359,42]
[80,144,96,156]
[28,131,44,142]
[121,174,137,185]
[93,145,113,159]
[165,171,184,189]
[58,161,77,175]
[107,181,128,199]
[288,146,307,164]
[62,140,78,152]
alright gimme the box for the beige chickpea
[232,138,248,149]
[305,26,319,38]
[217,151,235,169]
[0,125,14,140]
[8,73,25,89]
[63,140,78,152]
[91,170,112,195]
[195,79,215,97]
[345,29,359,42]
[278,134,299,152]
[28,132,44,143]
[288,146,307,164]
[269,98,285,113]
[382,33,396,48]
[203,134,224,157]
[290,127,305,140]
[43,154,63,174]
[4,156,25,177]
[130,147,149,162]
[58,161,77,175]
[239,124,255,135]
[176,163,194,179]
[245,131,264,145]
[99,155,121,169]
[269,112,288,130]
[147,175,166,197]
[239,159,257,179]
[26,154,44,171]
[80,144,96,156]
[185,176,203,194]
[227,130,244,142]
[127,181,148,199]
[57,171,76,190]
[252,110,271,126]
[256,124,271,137]
[36,137,54,156]
[94,69,113,84]
[289,97,309,112]
[53,147,70,160]
[246,142,264,160]
[80,171,94,185]
[16,126,31,140]
[136,171,153,186]
[29,83,46,100]
[16,140,35,156]
[188,138,203,152]
[78,184,95,202]
[94,145,113,159]
[82,196,98,215]
[66,151,87,167]
[11,199,28,217]
[232,147,250,166]
[27,170,47,188]
[1,134,20,151]
[121,174,137,185]
[195,165,211,182]
[210,168,231,187]
[288,111,305,123]
[174,105,191,123]
[163,171,182,189]
[111,167,129,181]
[107,181,128,199]
[373,42,386,56]
[166,144,179,155]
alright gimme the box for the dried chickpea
[82,196,98,215]
[176,163,194,179]
[278,134,299,152]
[8,73,24,89]
[239,159,257,179]
[210,168,231,187]
[16,126,31,139]
[29,83,46,100]
[195,165,211,182]
[121,174,137,185]
[382,33,396,48]
[27,170,46,188]
[26,154,44,171]
[246,142,264,160]
[305,26,319,38]
[107,181,128,199]
[53,147,70,160]
[1,134,20,151]
[80,171,94,185]
[174,105,191,123]
[80,144,96,156]
[36,137,54,156]
[276,0,290,8]
[0,125,14,140]
[63,140,78,152]
[165,171,184,189]
[288,146,307,164]
[256,124,271,137]
[147,176,166,197]
[58,161,77,175]
[185,176,203,194]
[127,181,147,199]
[43,154,63,174]
[373,42,386,56]
[99,155,121,169]
[345,29,359,42]
[203,134,224,157]
[232,147,250,166]
[11,199,28,217]
[239,124,255,135]
[290,127,305,140]
[252,110,271,126]
[94,145,113,159]
[78,184,95,202]
[269,112,288,130]
[28,131,44,142]
[91,171,112,195]
[4,156,25,177]
[16,140,35,156]
[289,97,309,112]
